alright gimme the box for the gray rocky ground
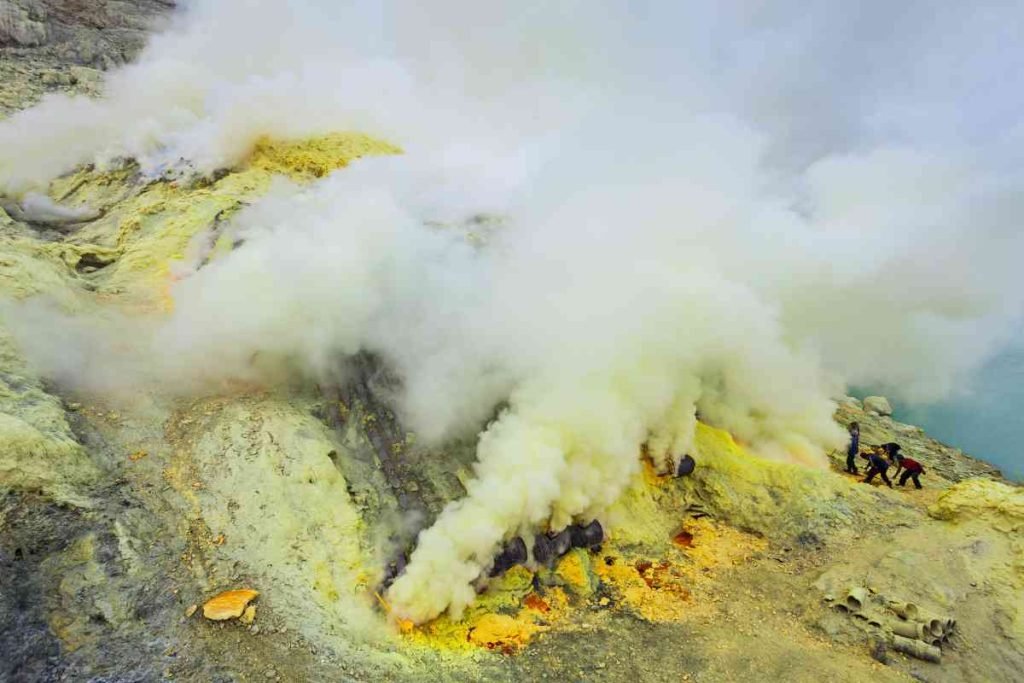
[1,0,173,116]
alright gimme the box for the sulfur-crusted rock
[862,396,893,416]
[676,422,867,540]
[928,478,1024,531]
[0,330,99,503]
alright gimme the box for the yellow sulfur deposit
[30,133,401,312]
[555,548,597,596]
[680,422,866,538]
[672,517,768,577]
[406,567,575,653]
[595,553,690,622]
[929,478,1024,530]
[402,424,790,641]
[247,133,401,179]
[467,613,545,653]
[406,565,534,648]
[594,517,765,623]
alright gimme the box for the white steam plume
[3,1,1024,623]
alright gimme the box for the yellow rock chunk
[929,478,1024,530]
[202,589,259,621]
[467,613,544,653]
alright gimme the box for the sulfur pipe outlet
[845,587,867,613]
[533,528,573,566]
[570,520,604,550]
[551,528,572,556]
[892,635,941,663]
[489,536,528,577]
[533,534,554,565]
[381,549,409,590]
[676,454,696,477]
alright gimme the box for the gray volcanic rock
[862,395,893,416]
[0,1,48,47]
[0,0,173,116]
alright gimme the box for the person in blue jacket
[845,422,861,474]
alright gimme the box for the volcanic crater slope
[1,25,1023,682]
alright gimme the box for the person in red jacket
[893,452,926,489]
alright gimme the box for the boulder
[862,396,893,416]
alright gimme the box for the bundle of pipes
[828,588,955,662]
[830,586,886,626]
[381,519,606,597]
[885,600,955,662]
[886,601,956,642]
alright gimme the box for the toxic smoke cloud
[3,1,1024,623]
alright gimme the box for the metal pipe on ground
[889,601,919,621]
[917,612,950,638]
[890,621,927,640]
[852,610,883,628]
[892,635,941,663]
[845,587,867,613]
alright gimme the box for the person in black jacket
[862,444,894,488]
